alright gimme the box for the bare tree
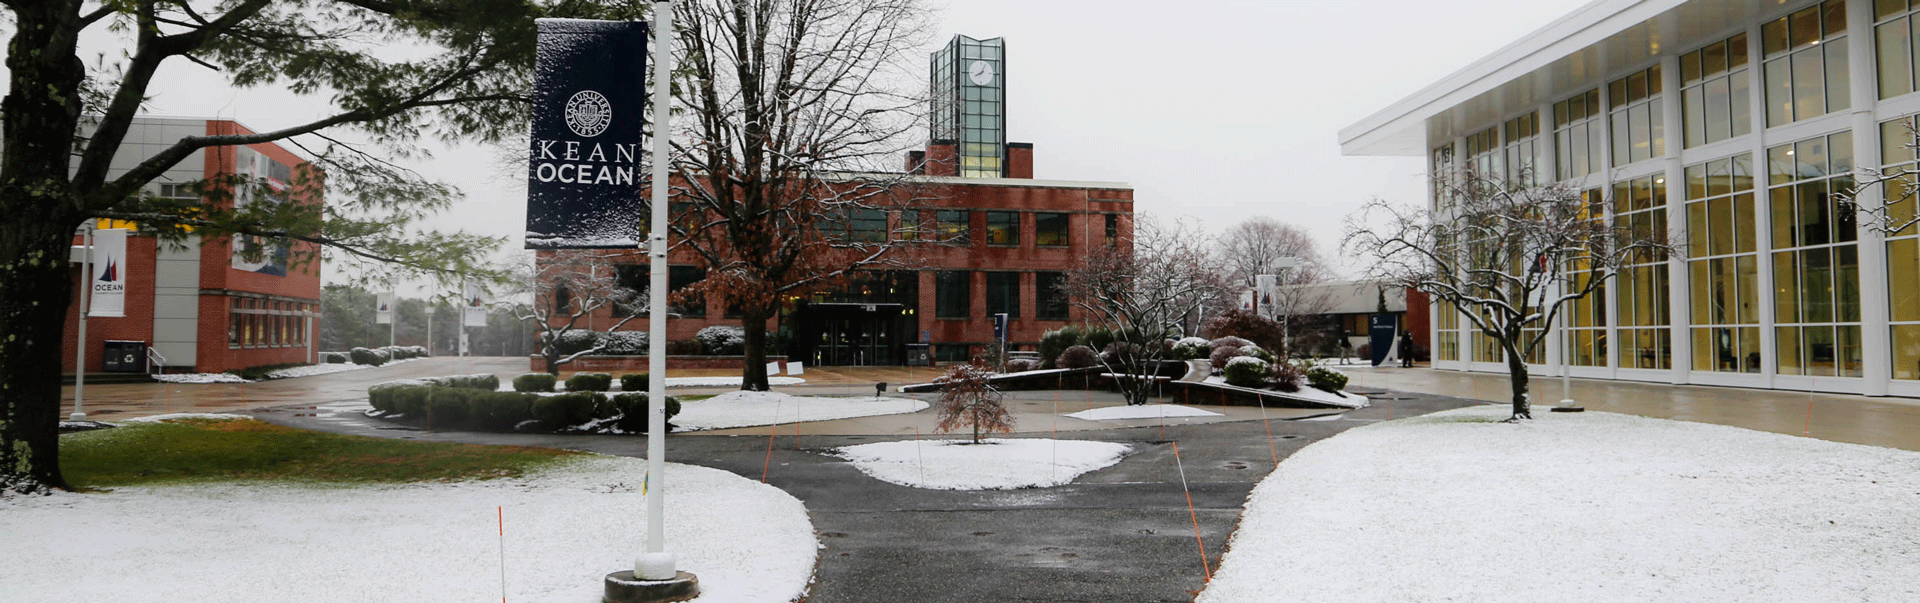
[1216,217,1335,355]
[1344,171,1672,420]
[663,0,933,391]
[512,251,645,375]
[1066,217,1232,405]
[1843,116,1920,236]
[934,363,1013,444]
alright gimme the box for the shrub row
[342,345,429,367]
[367,385,680,433]
[510,372,655,393]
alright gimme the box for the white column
[1746,27,1781,385]
[1849,0,1891,395]
[1661,52,1691,383]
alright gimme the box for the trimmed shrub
[1056,345,1098,369]
[425,388,473,426]
[565,372,613,392]
[619,373,650,392]
[1209,336,1253,350]
[471,391,535,431]
[1171,337,1212,360]
[601,331,648,355]
[609,393,682,433]
[532,392,599,427]
[1100,341,1144,367]
[512,373,557,392]
[1238,345,1277,364]
[1272,361,1305,392]
[391,385,430,416]
[1224,356,1271,388]
[1003,358,1038,373]
[321,351,349,364]
[1084,327,1117,355]
[1037,326,1085,369]
[695,325,747,355]
[667,338,704,355]
[1209,345,1242,372]
[1306,365,1348,392]
[430,373,499,391]
[349,347,386,366]
[554,330,599,355]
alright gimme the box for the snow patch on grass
[673,391,927,431]
[0,455,815,603]
[1198,405,1920,603]
[833,438,1131,490]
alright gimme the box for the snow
[673,391,927,431]
[152,358,416,384]
[1,452,815,603]
[833,438,1131,490]
[661,376,805,388]
[122,412,254,423]
[1198,405,1920,603]
[1065,404,1223,421]
[152,372,249,384]
[1199,375,1368,409]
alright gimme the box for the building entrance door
[792,303,904,366]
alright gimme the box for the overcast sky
[80,0,1593,285]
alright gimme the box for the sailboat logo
[98,258,118,282]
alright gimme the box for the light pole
[1262,257,1300,357]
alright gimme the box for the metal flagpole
[71,224,93,422]
[641,0,678,581]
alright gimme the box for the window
[935,344,972,362]
[1769,131,1862,376]
[669,265,706,317]
[1763,0,1850,126]
[1562,188,1610,367]
[1609,65,1666,166]
[1465,127,1502,180]
[850,208,887,243]
[1681,33,1753,148]
[229,297,307,347]
[1104,214,1119,247]
[1035,271,1069,320]
[611,265,646,318]
[1035,212,1069,246]
[985,211,1019,246]
[985,272,1020,318]
[1881,115,1920,379]
[1502,112,1541,187]
[1685,154,1761,373]
[1613,175,1671,369]
[897,210,922,241]
[1553,90,1605,181]
[1875,0,1920,99]
[936,270,970,318]
[936,210,969,244]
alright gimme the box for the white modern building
[1342,0,1920,397]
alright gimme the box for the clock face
[968,60,994,86]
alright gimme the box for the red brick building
[62,117,322,375]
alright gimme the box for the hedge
[513,373,557,392]
[565,372,613,392]
[364,384,677,434]
[618,373,650,392]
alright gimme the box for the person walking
[1399,331,1416,368]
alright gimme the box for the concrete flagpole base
[603,570,699,603]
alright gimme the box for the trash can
[103,340,147,373]
[905,344,932,367]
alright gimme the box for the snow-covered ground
[1199,375,1368,409]
[152,359,418,384]
[834,438,1130,490]
[1,452,815,603]
[673,391,927,431]
[662,376,805,388]
[1065,404,1222,421]
[1198,405,1920,602]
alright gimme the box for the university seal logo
[565,90,613,137]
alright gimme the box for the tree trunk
[1505,353,1532,421]
[740,308,772,392]
[1,2,88,495]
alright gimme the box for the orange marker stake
[1171,441,1212,582]
[498,506,507,603]
[1256,393,1278,467]
[1805,398,1813,437]
[914,426,926,485]
[763,399,781,483]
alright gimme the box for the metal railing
[146,346,168,375]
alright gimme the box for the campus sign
[88,228,128,318]
[525,19,650,249]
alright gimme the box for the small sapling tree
[934,363,1014,444]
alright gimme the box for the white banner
[375,292,393,325]
[88,228,129,318]
[463,281,489,327]
[1255,274,1278,320]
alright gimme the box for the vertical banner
[1255,274,1278,320]
[375,292,393,325]
[463,281,489,327]
[524,19,650,249]
[1369,314,1398,367]
[88,228,129,318]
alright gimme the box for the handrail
[146,346,168,375]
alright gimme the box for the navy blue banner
[1369,314,1398,367]
[525,19,649,249]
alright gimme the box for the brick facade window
[937,210,969,244]
[1035,271,1069,320]
[1035,212,1068,246]
[985,211,1019,246]
[936,270,970,318]
[229,297,308,348]
[986,272,1020,318]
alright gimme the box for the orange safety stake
[1170,441,1212,582]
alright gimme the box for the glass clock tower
[931,35,1005,178]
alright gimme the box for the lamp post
[1263,257,1300,357]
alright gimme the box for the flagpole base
[603,570,699,603]
[68,412,88,422]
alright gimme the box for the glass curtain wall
[1763,1,1851,126]
[1685,155,1762,373]
[1565,188,1611,366]
[1878,115,1920,380]
[1768,132,1864,377]
[1555,90,1606,181]
[1614,175,1673,368]
[1681,33,1753,148]
[1609,65,1667,166]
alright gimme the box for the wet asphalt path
[253,387,1482,603]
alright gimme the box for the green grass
[60,417,578,488]
[676,394,714,402]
